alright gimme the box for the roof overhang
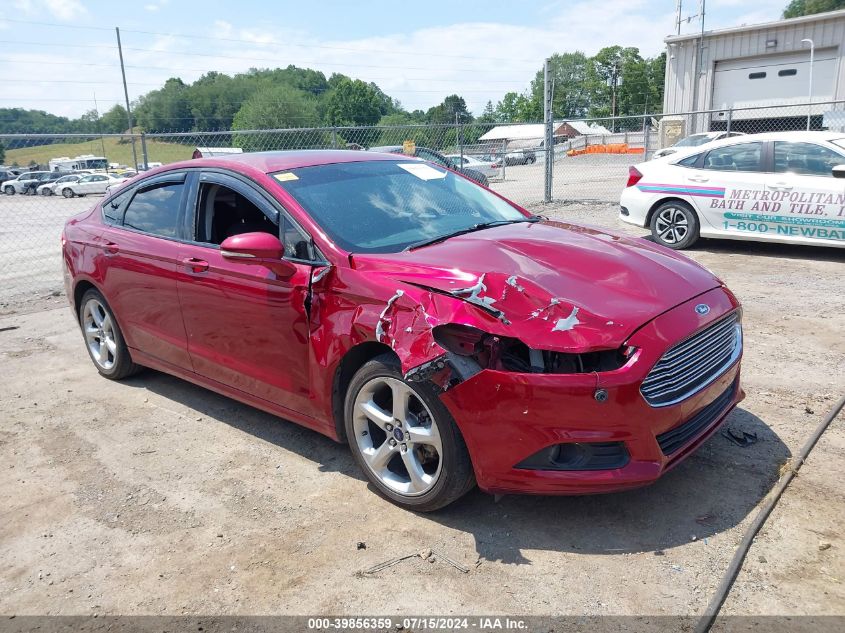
[664,8,845,44]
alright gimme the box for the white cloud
[10,0,87,20]
[144,0,169,12]
[0,0,787,119]
[45,0,87,20]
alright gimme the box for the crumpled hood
[351,220,722,351]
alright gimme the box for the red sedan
[62,151,744,511]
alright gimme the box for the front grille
[656,379,737,456]
[641,312,741,407]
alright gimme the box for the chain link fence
[2,100,843,302]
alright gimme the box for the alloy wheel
[82,298,117,371]
[352,376,442,497]
[654,206,689,245]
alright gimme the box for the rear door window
[773,142,845,177]
[103,188,133,225]
[123,182,185,238]
[702,142,763,172]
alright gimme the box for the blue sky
[1,0,789,119]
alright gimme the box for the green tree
[323,78,383,127]
[0,141,5,164]
[187,72,248,131]
[231,84,320,151]
[426,94,472,124]
[494,91,535,122]
[376,112,433,147]
[477,101,496,123]
[585,46,659,123]
[100,105,129,134]
[529,52,589,119]
[783,0,845,17]
[135,77,192,132]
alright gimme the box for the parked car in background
[0,168,20,184]
[2,171,53,195]
[63,150,744,511]
[58,173,127,198]
[445,154,501,179]
[37,173,84,196]
[369,145,490,187]
[504,149,537,165]
[653,131,746,159]
[620,131,845,249]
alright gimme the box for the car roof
[665,130,845,163]
[142,149,409,177]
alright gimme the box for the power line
[0,17,540,65]
[0,59,531,84]
[0,39,532,74]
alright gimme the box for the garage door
[711,49,838,119]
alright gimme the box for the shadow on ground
[128,370,789,565]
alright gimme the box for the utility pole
[115,27,139,170]
[675,0,683,35]
[543,57,553,203]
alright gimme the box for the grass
[4,136,195,169]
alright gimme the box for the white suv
[2,171,52,195]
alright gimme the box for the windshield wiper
[404,217,540,251]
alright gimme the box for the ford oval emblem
[695,304,710,316]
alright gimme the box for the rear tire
[650,200,700,250]
[344,354,476,511]
[78,289,142,380]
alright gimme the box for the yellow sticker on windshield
[274,172,299,182]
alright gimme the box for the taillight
[60,230,66,247]
[626,166,643,188]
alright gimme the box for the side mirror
[833,165,845,179]
[220,232,296,279]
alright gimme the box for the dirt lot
[0,201,843,619]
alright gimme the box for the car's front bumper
[440,286,743,495]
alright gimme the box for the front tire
[650,200,700,249]
[79,289,141,380]
[62,187,74,198]
[344,354,475,511]
[4,185,14,195]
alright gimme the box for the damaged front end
[370,271,638,392]
[405,323,635,390]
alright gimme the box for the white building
[478,121,613,149]
[663,8,845,132]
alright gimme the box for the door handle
[766,183,793,191]
[182,257,209,273]
[103,241,119,256]
[688,176,709,183]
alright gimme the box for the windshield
[676,134,714,148]
[273,160,527,253]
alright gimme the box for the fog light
[515,441,629,471]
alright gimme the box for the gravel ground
[0,200,843,619]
